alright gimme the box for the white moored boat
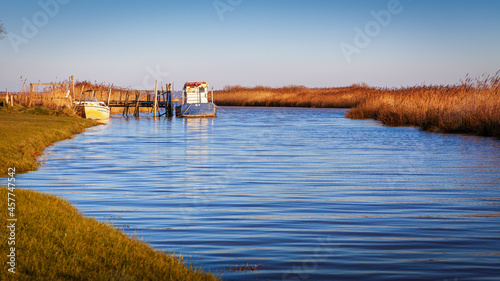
[75,97,110,120]
[175,82,217,118]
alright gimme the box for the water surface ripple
[20,107,500,280]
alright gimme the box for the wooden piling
[134,91,140,117]
[147,91,151,113]
[103,82,175,116]
[154,81,158,117]
[171,83,174,116]
[165,83,173,117]
[161,83,165,116]
[123,91,129,116]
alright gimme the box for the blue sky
[1,0,499,91]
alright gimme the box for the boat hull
[175,103,216,118]
[76,104,110,120]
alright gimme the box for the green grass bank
[0,106,98,176]
[0,106,220,280]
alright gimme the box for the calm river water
[20,107,500,280]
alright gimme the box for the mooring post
[123,91,129,116]
[161,83,165,116]
[172,82,175,116]
[167,85,170,116]
[150,91,153,114]
[165,84,169,116]
[154,80,158,117]
[134,91,140,117]
[166,83,173,117]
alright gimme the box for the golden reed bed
[214,73,500,138]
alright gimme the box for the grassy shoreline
[0,106,99,176]
[214,74,500,138]
[0,106,219,280]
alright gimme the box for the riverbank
[0,106,98,176]
[0,106,220,280]
[214,74,500,138]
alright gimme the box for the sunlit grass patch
[0,107,98,176]
[0,187,220,280]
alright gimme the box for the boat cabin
[183,82,209,104]
[176,81,216,117]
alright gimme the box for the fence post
[107,88,112,106]
[71,75,75,100]
[29,83,33,107]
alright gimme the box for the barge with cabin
[175,82,217,118]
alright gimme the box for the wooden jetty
[80,81,174,117]
[8,76,177,118]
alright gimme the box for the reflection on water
[184,118,213,161]
[18,107,500,280]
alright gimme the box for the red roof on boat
[184,82,207,87]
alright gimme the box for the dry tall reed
[347,73,500,137]
[12,84,74,113]
[214,84,378,108]
[214,73,500,138]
